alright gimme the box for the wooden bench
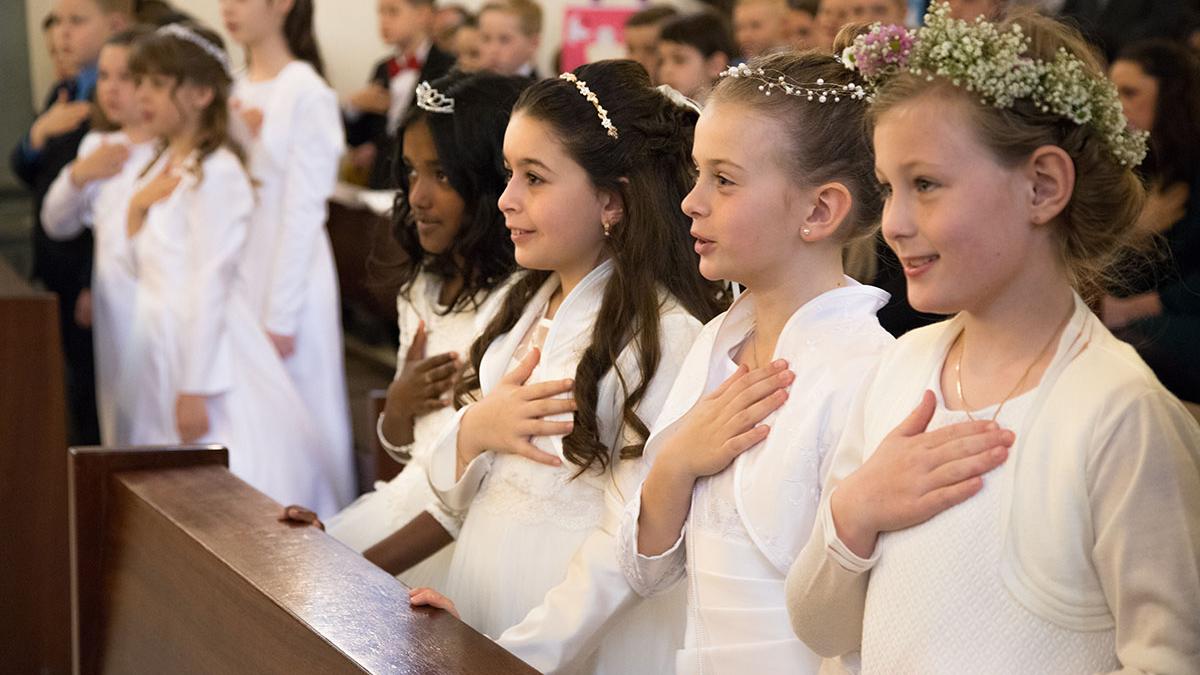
[0,256,71,674]
[69,445,536,674]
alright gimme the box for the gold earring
[603,220,612,237]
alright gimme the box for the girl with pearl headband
[617,49,894,675]
[402,60,727,673]
[787,6,1200,672]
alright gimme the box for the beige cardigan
[785,296,1200,674]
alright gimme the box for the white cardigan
[425,259,704,673]
[786,294,1200,674]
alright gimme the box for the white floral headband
[559,72,618,139]
[841,2,1148,166]
[416,81,454,114]
[157,24,232,77]
[720,63,871,103]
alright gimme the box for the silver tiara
[416,81,454,114]
[559,72,618,139]
[720,63,870,103]
[158,24,232,77]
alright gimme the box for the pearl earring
[801,227,812,237]
[603,220,612,237]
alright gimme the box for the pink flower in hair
[842,23,914,81]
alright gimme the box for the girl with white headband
[120,24,341,514]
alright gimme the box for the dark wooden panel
[70,447,536,674]
[0,257,71,674]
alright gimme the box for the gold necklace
[955,309,1074,422]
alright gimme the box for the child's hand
[127,169,181,236]
[457,348,575,471]
[348,85,391,114]
[175,393,210,442]
[279,505,325,530]
[831,391,1014,558]
[71,141,131,186]
[267,332,296,358]
[387,321,460,420]
[74,288,93,328]
[408,587,460,619]
[30,91,92,150]
[658,360,792,482]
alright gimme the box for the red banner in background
[560,6,638,72]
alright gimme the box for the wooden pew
[0,256,71,674]
[69,446,536,674]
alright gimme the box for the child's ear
[1025,144,1075,227]
[705,52,730,79]
[799,182,853,243]
[107,11,132,33]
[599,180,627,230]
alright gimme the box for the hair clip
[720,63,870,103]
[559,72,618,139]
[157,24,232,77]
[416,81,455,114]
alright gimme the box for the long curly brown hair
[454,60,728,476]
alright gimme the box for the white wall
[24,0,695,108]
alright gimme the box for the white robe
[232,60,353,511]
[786,294,1200,674]
[120,148,346,516]
[426,260,698,674]
[41,130,156,444]
[619,281,893,675]
[326,271,512,590]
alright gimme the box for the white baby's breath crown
[559,72,618,139]
[157,24,231,77]
[720,62,870,104]
[842,2,1148,166]
[416,81,454,114]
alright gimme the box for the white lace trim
[472,456,605,531]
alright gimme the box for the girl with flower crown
[321,71,529,592]
[221,0,354,516]
[613,49,893,675]
[120,25,341,515]
[397,60,727,673]
[787,6,1200,673]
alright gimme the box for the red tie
[387,53,423,79]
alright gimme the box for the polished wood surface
[70,446,536,674]
[0,256,71,674]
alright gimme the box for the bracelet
[376,413,414,464]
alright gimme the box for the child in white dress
[323,72,529,591]
[121,24,343,515]
[786,7,1200,673]
[404,61,728,673]
[42,26,154,445]
[618,51,893,675]
[223,0,354,511]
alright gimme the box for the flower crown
[559,72,618,139]
[416,81,454,114]
[157,24,232,77]
[720,63,871,103]
[841,2,1148,166]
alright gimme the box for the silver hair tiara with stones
[157,24,231,77]
[416,81,455,114]
[559,72,618,139]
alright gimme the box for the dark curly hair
[381,71,530,313]
[454,60,728,475]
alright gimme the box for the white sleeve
[263,87,345,336]
[426,403,495,513]
[785,373,879,659]
[180,159,252,395]
[617,487,687,597]
[41,133,103,240]
[1089,391,1200,675]
[496,312,701,673]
